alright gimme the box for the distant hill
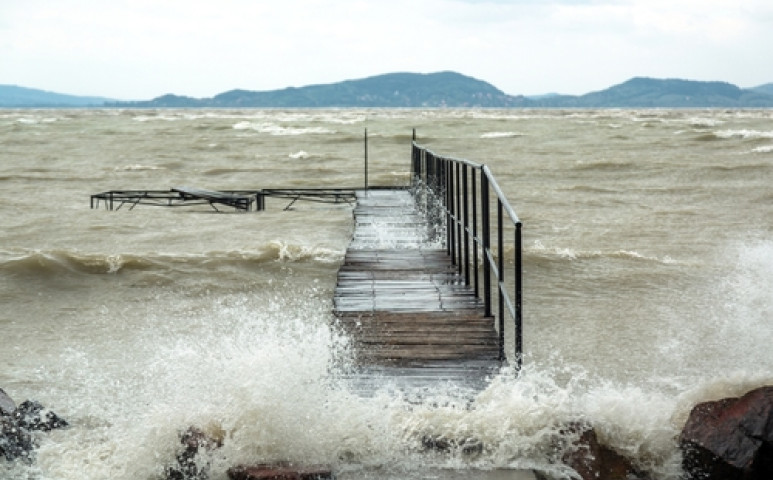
[751,83,773,96]
[5,73,773,108]
[108,74,773,108]
[112,72,529,108]
[531,77,773,108]
[0,85,114,107]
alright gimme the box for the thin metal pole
[455,162,462,274]
[447,159,455,261]
[364,128,368,191]
[462,164,470,286]
[481,172,491,318]
[515,222,523,371]
[497,199,505,362]
[411,130,420,187]
[472,168,479,297]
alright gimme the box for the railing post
[462,164,470,286]
[497,199,505,362]
[515,221,523,370]
[447,158,455,261]
[438,153,445,200]
[472,168,479,297]
[411,143,418,187]
[411,130,420,188]
[364,128,369,191]
[481,172,492,318]
[426,152,432,192]
[455,162,462,273]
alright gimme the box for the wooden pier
[91,140,530,477]
[334,189,503,396]
[89,137,523,398]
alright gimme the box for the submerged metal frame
[90,188,357,212]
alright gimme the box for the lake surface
[1,108,772,479]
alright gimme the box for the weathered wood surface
[334,189,501,396]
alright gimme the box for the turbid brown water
[1,108,772,479]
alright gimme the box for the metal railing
[411,140,523,369]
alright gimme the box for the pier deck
[334,189,502,396]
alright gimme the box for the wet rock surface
[165,426,224,480]
[13,400,69,432]
[228,463,334,480]
[0,388,15,417]
[679,385,773,480]
[559,423,650,480]
[0,390,68,463]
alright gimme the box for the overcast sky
[2,0,771,100]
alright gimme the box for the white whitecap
[114,164,165,171]
[289,151,310,159]
[714,129,773,139]
[232,121,334,136]
[687,117,724,128]
[480,131,524,139]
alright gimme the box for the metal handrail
[411,141,523,369]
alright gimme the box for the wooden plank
[333,189,502,395]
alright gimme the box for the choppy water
[1,108,772,479]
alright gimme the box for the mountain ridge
[115,71,526,108]
[3,72,773,108]
[0,85,115,107]
[531,77,773,108]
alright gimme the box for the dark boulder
[560,423,650,480]
[0,416,35,462]
[0,388,15,417]
[0,392,68,463]
[13,400,68,432]
[420,434,484,456]
[227,463,334,480]
[165,426,224,480]
[679,385,773,480]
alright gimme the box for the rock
[165,426,224,480]
[679,385,773,480]
[0,388,16,417]
[0,397,67,463]
[0,416,35,463]
[227,463,334,480]
[420,435,484,456]
[13,400,68,432]
[561,423,649,480]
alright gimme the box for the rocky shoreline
[0,387,69,463]
[2,385,772,479]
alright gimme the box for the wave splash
[0,244,344,277]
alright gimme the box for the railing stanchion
[515,221,523,369]
[447,159,455,261]
[364,128,368,191]
[453,162,464,275]
[462,164,470,286]
[497,199,505,362]
[472,168,479,297]
[481,173,492,318]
